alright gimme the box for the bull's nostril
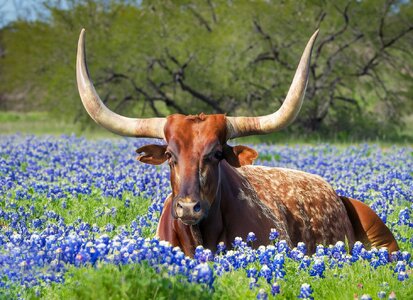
[193,202,201,213]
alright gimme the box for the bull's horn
[226,30,319,139]
[76,29,166,138]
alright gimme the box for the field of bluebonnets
[0,134,412,299]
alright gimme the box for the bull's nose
[176,200,202,218]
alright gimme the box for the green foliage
[15,244,413,299]
[26,263,211,300]
[212,259,413,300]
[0,0,412,139]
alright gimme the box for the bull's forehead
[164,114,227,152]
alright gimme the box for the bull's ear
[223,144,258,167]
[136,145,168,165]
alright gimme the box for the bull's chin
[178,217,202,226]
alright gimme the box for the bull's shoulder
[237,166,354,253]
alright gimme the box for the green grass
[1,110,412,145]
[213,260,413,300]
[0,111,112,138]
[13,254,413,300]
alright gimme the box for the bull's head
[76,29,319,225]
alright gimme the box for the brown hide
[238,166,355,254]
[147,114,395,257]
[157,161,283,256]
[157,160,358,256]
[340,196,399,253]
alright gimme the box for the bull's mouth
[178,217,202,226]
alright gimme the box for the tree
[0,0,412,138]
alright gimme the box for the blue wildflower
[259,264,272,283]
[377,291,386,299]
[247,232,257,243]
[269,228,279,241]
[298,283,313,300]
[256,289,268,300]
[271,282,280,296]
[309,258,325,277]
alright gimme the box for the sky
[0,0,61,27]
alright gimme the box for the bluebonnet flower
[249,277,259,290]
[401,251,411,262]
[271,282,280,296]
[277,240,289,253]
[360,294,372,300]
[397,271,408,281]
[394,261,406,273]
[216,241,226,254]
[247,232,257,243]
[309,258,325,277]
[256,289,268,300]
[259,264,272,283]
[105,223,115,232]
[269,228,279,241]
[297,242,307,255]
[398,208,411,226]
[232,237,243,248]
[246,267,258,279]
[290,248,303,261]
[299,256,311,270]
[315,244,325,257]
[298,283,313,300]
[191,263,214,287]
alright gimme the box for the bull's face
[136,114,257,225]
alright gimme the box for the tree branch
[252,19,294,70]
[206,0,217,23]
[188,5,212,32]
[163,51,225,113]
[314,2,351,63]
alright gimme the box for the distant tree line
[0,0,412,138]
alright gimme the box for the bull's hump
[238,165,333,194]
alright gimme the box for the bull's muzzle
[174,197,204,225]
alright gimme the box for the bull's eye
[165,152,172,160]
[165,151,177,166]
[214,151,223,160]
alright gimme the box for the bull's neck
[199,161,277,251]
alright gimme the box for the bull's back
[340,196,399,253]
[239,166,355,253]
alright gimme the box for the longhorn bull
[76,29,398,256]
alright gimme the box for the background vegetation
[0,0,412,141]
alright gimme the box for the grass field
[1,111,412,145]
[0,112,412,299]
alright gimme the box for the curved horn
[226,30,319,139]
[76,29,166,139]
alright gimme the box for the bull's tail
[340,196,399,253]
